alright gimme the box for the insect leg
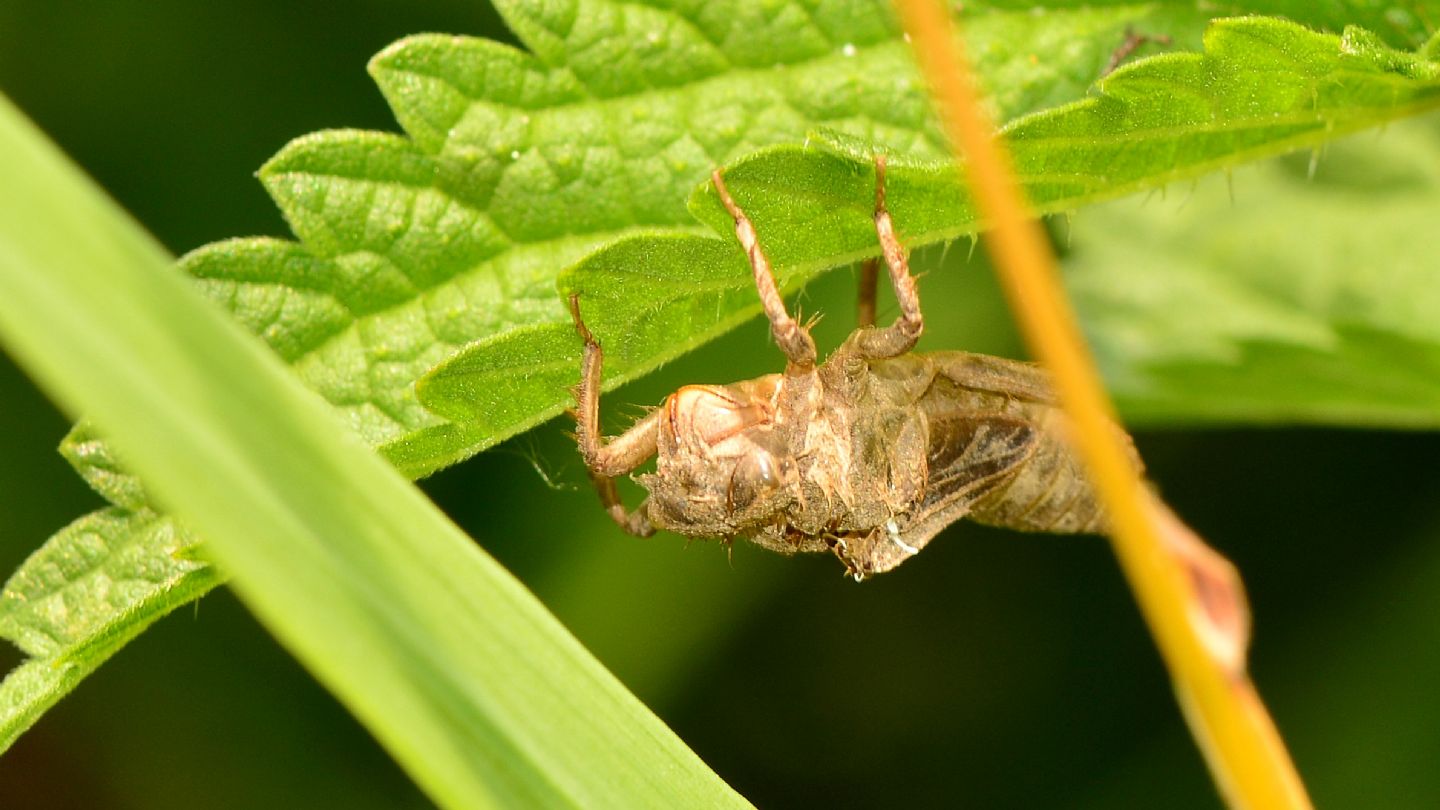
[856,258,879,328]
[568,294,658,537]
[850,154,924,359]
[712,169,818,372]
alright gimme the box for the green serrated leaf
[221,2,1184,472]
[0,509,204,659]
[57,421,150,511]
[424,15,1440,441]
[0,508,218,749]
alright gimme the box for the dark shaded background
[2,4,1438,808]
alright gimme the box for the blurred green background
[3,3,1439,808]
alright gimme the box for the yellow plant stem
[890,2,1313,808]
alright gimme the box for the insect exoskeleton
[567,154,1138,579]
[637,378,794,535]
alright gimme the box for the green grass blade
[0,94,746,808]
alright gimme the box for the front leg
[568,294,658,537]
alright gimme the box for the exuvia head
[642,380,797,535]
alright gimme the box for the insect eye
[727,450,779,513]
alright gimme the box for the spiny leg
[712,169,817,372]
[851,154,923,360]
[856,258,879,329]
[568,293,658,537]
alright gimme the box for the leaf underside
[6,0,1440,758]
[1070,111,1440,425]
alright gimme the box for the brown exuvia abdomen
[913,352,1140,536]
[966,408,1110,534]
